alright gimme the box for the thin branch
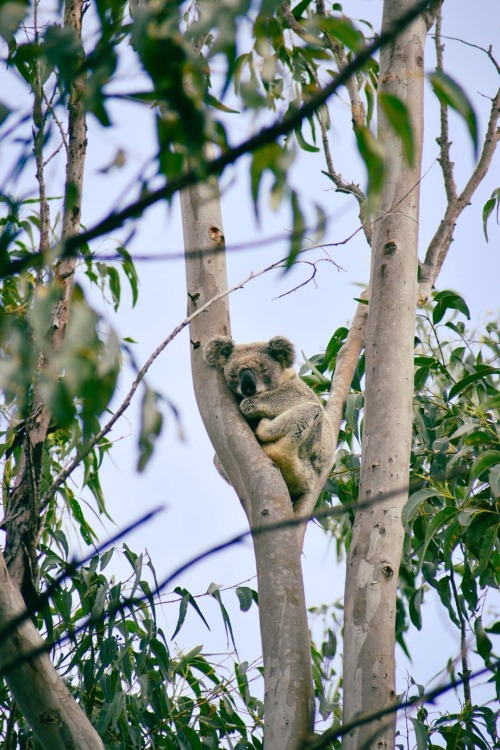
[293,294,368,544]
[436,35,500,74]
[422,0,444,31]
[449,565,472,706]
[281,0,371,243]
[316,0,366,131]
[419,86,500,299]
[434,10,457,204]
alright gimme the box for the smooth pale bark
[181,156,313,750]
[0,553,104,749]
[342,2,426,748]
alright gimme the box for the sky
[1,0,499,739]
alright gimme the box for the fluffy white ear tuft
[203,336,235,369]
[267,336,295,368]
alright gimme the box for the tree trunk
[181,152,313,750]
[342,2,427,748]
[0,553,104,749]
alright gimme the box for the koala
[203,335,334,502]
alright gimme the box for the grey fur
[203,336,334,502]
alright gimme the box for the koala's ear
[267,336,295,367]
[203,336,235,368]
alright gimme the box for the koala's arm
[240,378,313,419]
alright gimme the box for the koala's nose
[240,369,257,397]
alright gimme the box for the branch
[293,295,368,545]
[4,0,89,608]
[434,9,457,204]
[0,0,432,279]
[419,85,500,299]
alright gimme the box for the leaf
[432,290,470,324]
[430,71,478,157]
[409,717,428,750]
[171,587,210,640]
[206,93,239,114]
[474,616,493,661]
[355,126,385,204]
[409,587,423,630]
[320,17,365,51]
[379,92,414,165]
[137,388,163,472]
[418,506,457,572]
[117,246,139,307]
[0,100,11,126]
[402,489,445,530]
[482,188,500,241]
[489,464,500,497]
[470,449,500,480]
[345,393,363,441]
[448,366,499,401]
[294,125,319,153]
[235,586,254,612]
[209,586,237,652]
[285,190,305,268]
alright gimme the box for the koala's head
[203,336,296,398]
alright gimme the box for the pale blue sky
[1,0,498,735]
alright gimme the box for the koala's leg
[255,402,323,444]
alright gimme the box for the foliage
[304,293,499,748]
[0,0,497,748]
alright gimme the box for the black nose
[240,369,257,397]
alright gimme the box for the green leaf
[474,616,493,661]
[355,126,385,204]
[286,190,305,268]
[235,586,254,612]
[320,17,365,51]
[206,93,239,114]
[117,247,139,307]
[209,585,237,652]
[0,100,11,126]
[448,366,498,401]
[402,489,445,530]
[294,125,319,153]
[430,71,478,157]
[379,92,414,165]
[345,393,363,441]
[418,506,457,572]
[409,717,428,750]
[171,587,210,640]
[432,290,470,324]
[137,388,163,472]
[409,587,423,630]
[489,464,500,497]
[482,188,500,242]
[470,450,500,480]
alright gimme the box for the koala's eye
[258,365,269,373]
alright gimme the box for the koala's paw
[255,418,274,442]
[240,397,257,417]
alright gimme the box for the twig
[434,10,457,204]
